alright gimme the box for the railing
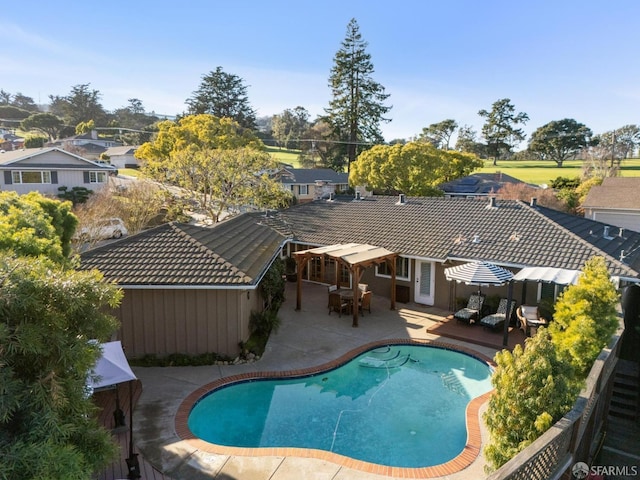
[486,327,623,480]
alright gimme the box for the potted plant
[284,257,297,282]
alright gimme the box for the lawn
[477,158,640,186]
[266,146,302,167]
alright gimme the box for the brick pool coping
[175,338,496,478]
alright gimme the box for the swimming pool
[186,342,493,469]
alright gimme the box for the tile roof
[582,177,640,210]
[81,195,640,286]
[80,214,288,286]
[270,196,640,279]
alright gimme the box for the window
[376,256,410,280]
[299,185,309,195]
[11,171,51,184]
[89,171,107,183]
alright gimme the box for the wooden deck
[92,380,171,480]
[427,315,527,350]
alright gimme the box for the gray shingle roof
[80,214,287,286]
[278,168,348,185]
[438,172,526,195]
[582,177,640,210]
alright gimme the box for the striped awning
[444,261,514,286]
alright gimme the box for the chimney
[530,198,538,207]
[396,193,406,205]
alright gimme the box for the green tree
[550,256,619,377]
[111,98,159,132]
[23,136,47,148]
[325,18,391,170]
[595,125,640,167]
[479,98,529,165]
[455,124,485,156]
[484,329,577,471]
[0,91,38,111]
[186,66,257,129]
[417,119,458,149]
[298,118,339,168]
[272,106,310,149]
[75,119,96,135]
[0,191,78,262]
[349,142,482,195]
[528,119,593,167]
[48,84,108,127]
[0,105,31,127]
[20,113,65,141]
[0,256,122,480]
[171,146,290,222]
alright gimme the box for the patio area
[103,281,527,480]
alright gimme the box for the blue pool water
[188,344,493,468]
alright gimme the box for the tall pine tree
[325,18,391,171]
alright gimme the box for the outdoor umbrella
[88,341,141,479]
[445,261,516,347]
[444,261,514,295]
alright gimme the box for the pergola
[292,243,398,327]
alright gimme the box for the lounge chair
[479,298,516,331]
[454,293,485,324]
[358,290,372,315]
[328,292,350,317]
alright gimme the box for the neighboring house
[275,167,349,202]
[0,147,116,196]
[104,145,140,169]
[80,194,640,359]
[0,132,25,150]
[438,172,527,197]
[59,129,122,149]
[582,177,640,233]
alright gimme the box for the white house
[0,147,116,196]
[104,146,140,169]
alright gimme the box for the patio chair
[328,292,350,317]
[454,293,485,325]
[479,298,516,331]
[327,285,337,307]
[516,305,545,336]
[358,291,372,315]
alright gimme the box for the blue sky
[2,1,638,142]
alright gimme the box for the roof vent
[472,234,481,243]
[530,197,538,207]
[619,227,624,237]
[354,191,361,201]
[486,197,497,209]
[396,193,406,205]
[328,192,334,202]
[509,232,520,241]
[603,226,613,240]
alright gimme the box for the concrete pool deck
[132,282,505,479]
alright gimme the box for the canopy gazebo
[292,243,398,327]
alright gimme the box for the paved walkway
[132,282,504,479]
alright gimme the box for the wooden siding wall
[116,288,258,359]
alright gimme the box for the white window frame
[299,184,309,195]
[375,256,411,281]
[89,171,107,183]
[11,170,51,184]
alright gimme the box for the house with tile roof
[80,194,640,359]
[582,177,640,233]
[0,147,116,196]
[275,167,349,202]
